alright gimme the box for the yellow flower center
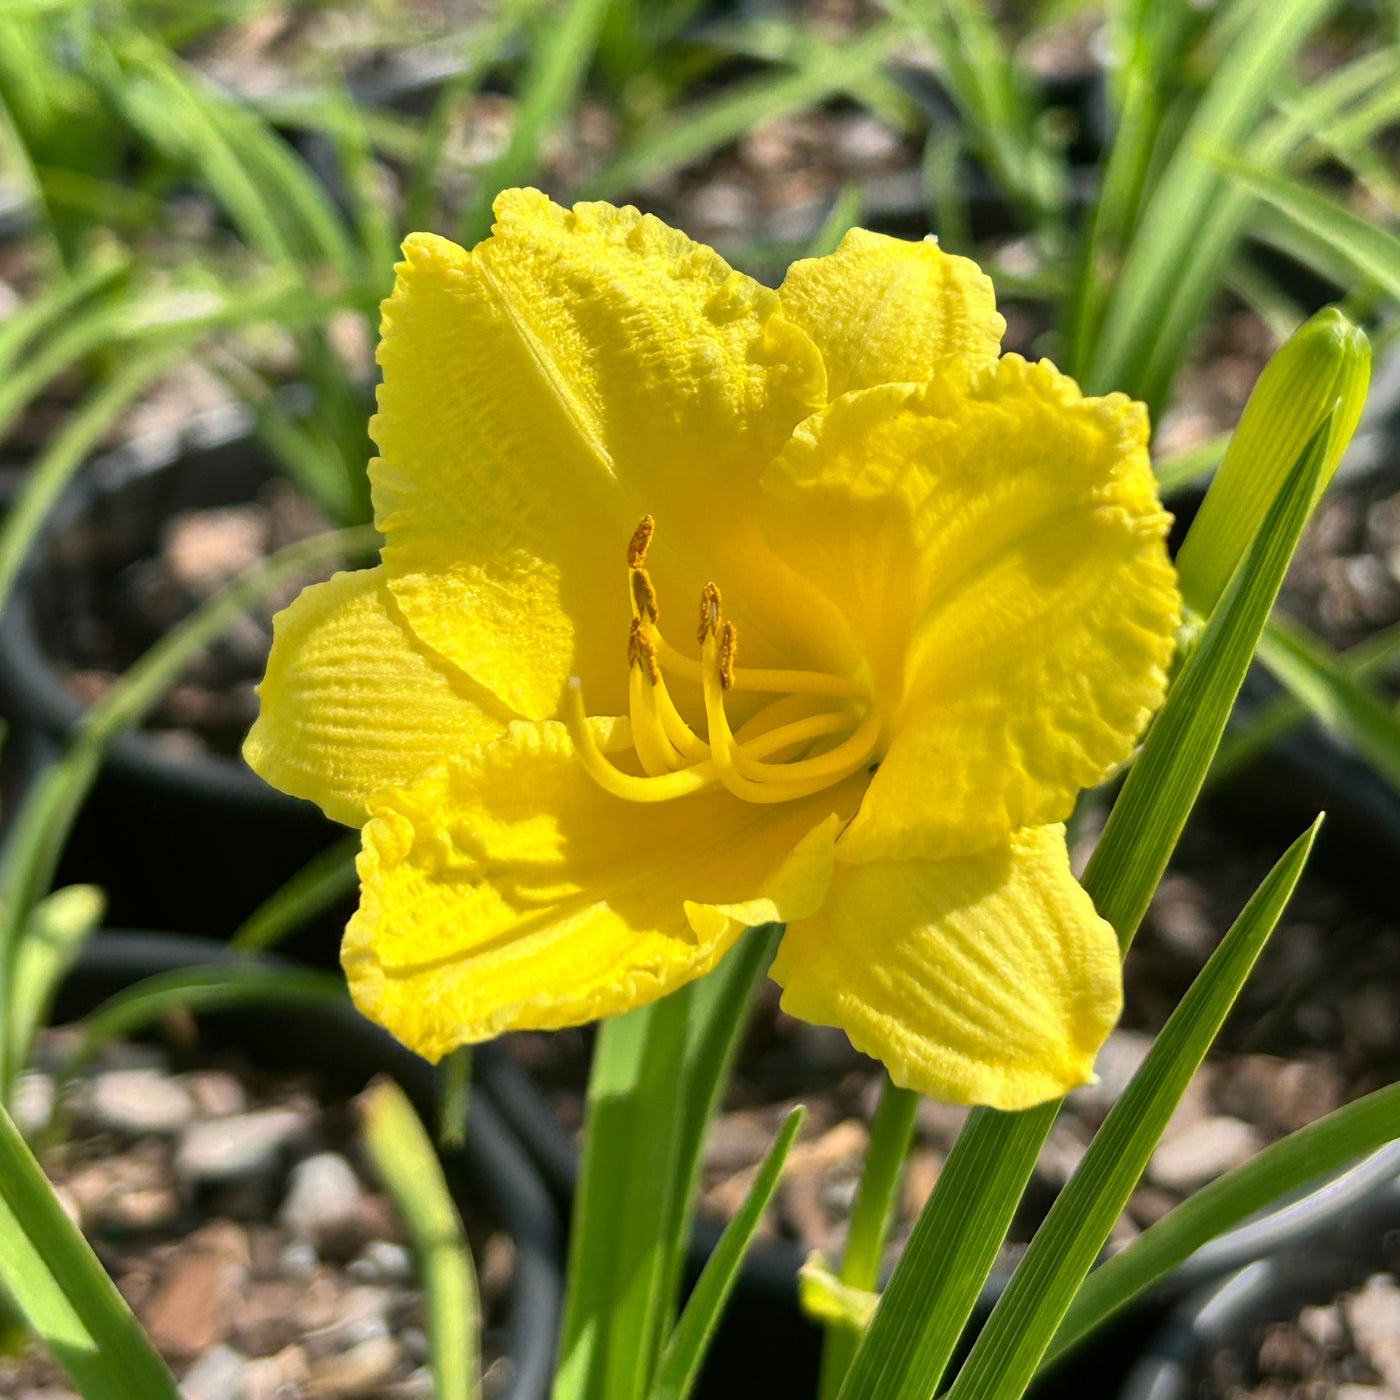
[564,517,881,804]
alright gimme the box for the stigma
[564,518,881,805]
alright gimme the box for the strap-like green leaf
[647,1106,805,1400]
[944,818,1320,1399]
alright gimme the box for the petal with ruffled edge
[778,227,1004,399]
[343,721,864,1060]
[770,825,1121,1110]
[762,355,1180,863]
[243,566,509,827]
[371,190,839,725]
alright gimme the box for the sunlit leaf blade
[555,925,778,1400]
[361,1078,481,1400]
[647,1106,804,1400]
[1154,434,1229,496]
[0,1100,181,1400]
[5,884,104,1091]
[458,0,612,245]
[944,818,1320,1400]
[1086,0,1343,405]
[1214,151,1400,301]
[836,409,1333,1400]
[581,24,899,201]
[1045,1078,1400,1366]
[1254,616,1400,791]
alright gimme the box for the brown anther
[627,516,655,568]
[628,617,661,683]
[630,568,659,623]
[697,582,722,643]
[719,621,738,690]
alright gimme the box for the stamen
[564,679,718,802]
[697,582,722,643]
[650,673,711,762]
[628,617,661,684]
[700,631,881,804]
[631,568,659,623]
[719,621,738,690]
[628,665,685,775]
[627,515,654,567]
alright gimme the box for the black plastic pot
[54,930,562,1400]
[0,414,349,954]
[1119,1163,1400,1399]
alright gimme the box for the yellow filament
[730,704,881,783]
[629,666,685,775]
[652,626,867,700]
[700,633,879,804]
[565,680,718,802]
[650,672,711,762]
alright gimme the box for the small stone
[12,1071,55,1137]
[1334,1387,1400,1400]
[1257,1320,1316,1376]
[386,1367,436,1399]
[143,1222,250,1358]
[164,506,267,597]
[686,182,757,234]
[301,1286,392,1358]
[280,1239,318,1277]
[833,113,903,168]
[1298,1302,1346,1349]
[346,1240,412,1285]
[183,1072,247,1120]
[87,1069,195,1135]
[231,1281,305,1357]
[1037,1122,1088,1187]
[241,1343,309,1400]
[305,1334,401,1397]
[916,1099,970,1151]
[280,1152,366,1258]
[1148,1116,1262,1193]
[179,1344,248,1400]
[1345,1274,1400,1389]
[176,1108,307,1183]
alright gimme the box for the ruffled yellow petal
[343,721,863,1060]
[778,227,1004,399]
[243,566,508,827]
[770,825,1121,1110]
[763,355,1180,863]
[371,189,829,722]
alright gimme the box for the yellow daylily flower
[245,188,1181,1111]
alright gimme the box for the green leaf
[361,1078,480,1400]
[647,1105,804,1400]
[1210,614,1400,783]
[1085,0,1351,406]
[230,832,361,952]
[1252,616,1400,791]
[1154,433,1229,495]
[581,24,900,201]
[0,1099,180,1400]
[457,0,612,245]
[944,818,1320,1400]
[556,926,780,1400]
[6,884,104,1091]
[1045,1077,1400,1365]
[835,408,1333,1400]
[1215,151,1400,302]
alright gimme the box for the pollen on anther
[719,621,738,690]
[627,515,655,568]
[697,582,722,643]
[628,617,662,683]
[631,568,659,623]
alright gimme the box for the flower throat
[564,517,881,805]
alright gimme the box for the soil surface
[1,1033,515,1400]
[1210,1271,1400,1399]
